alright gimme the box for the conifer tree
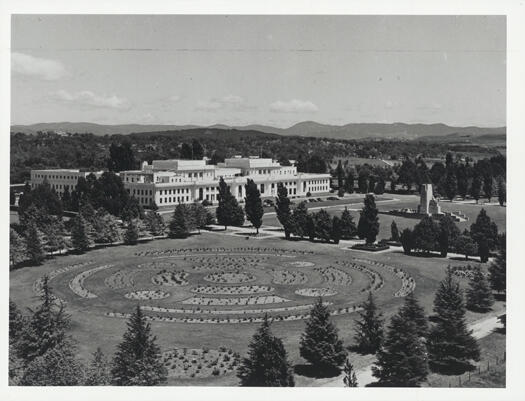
[124,219,140,245]
[169,203,190,238]
[437,215,460,257]
[237,315,295,386]
[398,292,429,339]
[444,170,457,201]
[427,268,480,374]
[306,214,316,242]
[353,292,384,354]
[412,216,439,253]
[336,160,344,190]
[488,234,506,294]
[483,174,493,202]
[470,174,482,203]
[300,298,347,374]
[470,208,499,251]
[9,300,25,345]
[244,179,264,234]
[93,210,122,243]
[25,223,45,265]
[357,195,380,244]
[189,203,209,234]
[71,215,91,253]
[400,228,414,255]
[340,207,357,239]
[111,306,167,385]
[331,216,342,244]
[390,220,400,242]
[466,267,494,312]
[372,312,429,387]
[85,347,111,385]
[16,277,71,364]
[20,341,84,386]
[291,201,309,238]
[345,170,355,194]
[455,233,477,261]
[144,210,167,236]
[497,178,506,206]
[313,209,332,242]
[216,177,245,229]
[343,359,358,387]
[10,228,27,266]
[275,183,293,239]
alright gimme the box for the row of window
[33,174,77,181]
[159,188,190,195]
[158,196,191,204]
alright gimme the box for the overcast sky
[11,15,505,127]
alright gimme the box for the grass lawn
[10,213,505,386]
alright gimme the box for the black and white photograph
[2,1,523,400]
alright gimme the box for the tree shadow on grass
[347,344,374,356]
[494,293,506,302]
[448,256,482,263]
[429,361,477,376]
[294,364,341,379]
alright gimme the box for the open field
[10,218,505,385]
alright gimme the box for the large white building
[30,156,331,208]
[30,169,104,195]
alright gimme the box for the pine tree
[25,223,45,265]
[412,216,439,253]
[93,210,122,243]
[85,347,111,385]
[275,183,293,239]
[9,300,25,345]
[244,179,264,234]
[374,177,385,195]
[470,174,482,203]
[353,292,384,354]
[357,195,380,244]
[237,315,295,386]
[372,313,429,387]
[400,228,414,255]
[470,208,499,250]
[216,177,244,229]
[466,267,494,312]
[124,219,140,245]
[345,170,355,194]
[483,174,493,202]
[169,203,190,238]
[437,215,460,257]
[368,175,377,194]
[20,340,84,386]
[335,160,344,189]
[488,234,506,294]
[71,215,91,253]
[300,298,347,374]
[331,216,342,244]
[291,201,309,238]
[111,306,167,385]
[390,220,400,242]
[340,207,357,239]
[16,277,71,364]
[398,292,429,339]
[10,228,27,266]
[306,214,316,242]
[343,359,358,387]
[444,170,457,201]
[455,234,477,261]
[313,209,332,242]
[427,268,480,374]
[189,203,209,234]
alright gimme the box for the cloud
[195,95,250,112]
[12,52,66,81]
[53,89,131,110]
[269,99,319,113]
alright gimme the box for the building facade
[30,157,331,208]
[30,169,104,195]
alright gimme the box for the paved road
[319,310,505,387]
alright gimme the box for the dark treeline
[10,129,498,183]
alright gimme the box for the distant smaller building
[30,169,104,195]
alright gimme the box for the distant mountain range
[11,121,506,141]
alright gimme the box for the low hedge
[351,243,390,252]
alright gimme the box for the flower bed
[335,260,384,292]
[134,246,314,258]
[450,265,488,280]
[69,264,113,298]
[187,255,269,272]
[314,266,352,286]
[352,258,416,297]
[287,261,315,267]
[350,243,390,252]
[124,290,170,300]
[33,261,93,297]
[295,288,338,297]
[203,271,256,284]
[140,302,333,315]
[191,285,273,295]
[181,295,290,306]
[161,347,240,379]
[151,270,189,286]
[271,269,308,285]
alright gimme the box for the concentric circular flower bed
[161,347,240,379]
[124,290,170,300]
[288,261,315,267]
[151,270,189,286]
[271,269,308,285]
[314,266,352,286]
[295,288,338,297]
[191,285,273,295]
[181,295,289,306]
[203,271,256,284]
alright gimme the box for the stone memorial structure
[417,183,442,216]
